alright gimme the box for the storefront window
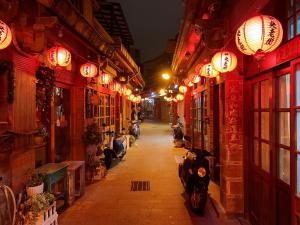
[297,112,300,150]
[261,80,269,108]
[278,75,290,108]
[279,112,290,146]
[278,148,290,184]
[261,112,269,140]
[297,65,300,106]
[287,0,300,39]
[261,142,270,172]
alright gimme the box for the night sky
[112,0,182,62]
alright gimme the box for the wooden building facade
[0,0,144,194]
[172,0,300,225]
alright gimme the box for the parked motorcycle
[178,149,210,214]
[172,121,184,147]
[129,120,141,138]
[101,125,127,169]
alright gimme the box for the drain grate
[131,181,150,191]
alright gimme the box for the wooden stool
[62,161,85,205]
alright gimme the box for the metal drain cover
[131,181,150,191]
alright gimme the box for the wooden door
[249,75,273,225]
[248,70,292,225]
[54,87,71,162]
[275,70,291,225]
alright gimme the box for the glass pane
[254,84,259,109]
[279,112,290,146]
[278,148,290,184]
[278,74,290,108]
[261,80,269,108]
[298,112,300,150]
[254,112,259,137]
[261,112,269,140]
[297,13,300,35]
[297,155,300,195]
[261,143,270,172]
[297,64,300,106]
[254,140,259,166]
[288,17,295,40]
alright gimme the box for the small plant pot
[26,183,44,197]
[34,136,45,145]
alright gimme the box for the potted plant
[24,192,55,225]
[34,127,48,145]
[83,122,101,154]
[26,173,45,197]
[83,122,102,183]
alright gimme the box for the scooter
[172,121,184,147]
[129,120,140,138]
[178,149,210,214]
[101,125,127,169]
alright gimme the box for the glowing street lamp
[162,73,170,80]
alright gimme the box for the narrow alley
[0,0,297,225]
[59,122,240,225]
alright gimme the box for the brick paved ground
[59,122,244,225]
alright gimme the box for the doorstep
[208,181,227,219]
[208,182,252,225]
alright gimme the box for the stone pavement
[59,122,243,225]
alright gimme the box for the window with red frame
[287,0,300,40]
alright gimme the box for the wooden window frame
[287,0,300,40]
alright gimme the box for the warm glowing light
[80,63,98,78]
[125,89,132,96]
[235,15,283,55]
[212,51,237,73]
[98,73,113,84]
[47,46,71,67]
[111,82,121,92]
[159,89,167,96]
[129,94,135,101]
[0,20,12,50]
[162,73,170,80]
[184,79,193,87]
[179,85,187,93]
[201,63,219,78]
[176,93,184,101]
[192,74,200,83]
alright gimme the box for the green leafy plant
[24,192,55,225]
[36,66,55,125]
[83,123,101,146]
[26,174,45,187]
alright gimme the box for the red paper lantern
[201,63,219,78]
[98,73,113,85]
[176,93,184,101]
[0,20,12,50]
[236,15,283,55]
[47,46,71,67]
[80,63,98,78]
[191,74,200,83]
[179,85,187,93]
[125,89,132,96]
[212,51,237,73]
